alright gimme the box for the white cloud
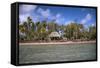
[86,14,91,20]
[33,15,40,23]
[20,5,37,13]
[81,19,87,24]
[37,8,51,18]
[56,13,61,18]
[42,9,51,18]
[56,18,64,24]
[19,5,38,24]
[19,14,31,24]
[92,23,95,26]
[65,21,74,25]
[52,13,62,24]
[37,8,43,13]
[19,13,41,24]
[49,13,61,21]
[81,13,92,24]
[91,23,96,26]
[37,8,64,25]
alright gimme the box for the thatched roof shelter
[49,32,61,38]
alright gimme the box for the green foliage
[19,16,96,41]
[89,26,96,40]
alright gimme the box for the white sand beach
[19,41,96,45]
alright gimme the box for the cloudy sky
[19,4,96,27]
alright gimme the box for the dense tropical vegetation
[19,17,96,42]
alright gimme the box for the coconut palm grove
[19,5,96,42]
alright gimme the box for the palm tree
[65,24,71,39]
[27,17,33,30]
[19,25,25,33]
[26,17,34,40]
[89,26,96,40]
[22,22,28,40]
[35,21,41,40]
[42,20,47,28]
[36,21,40,31]
[47,21,57,32]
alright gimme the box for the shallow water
[19,43,96,64]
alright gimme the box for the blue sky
[19,4,96,27]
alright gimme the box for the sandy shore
[19,41,96,45]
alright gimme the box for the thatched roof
[49,32,61,38]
